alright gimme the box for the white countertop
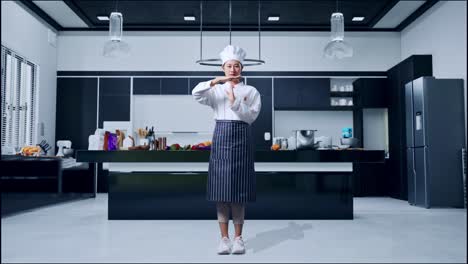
[106,162,353,172]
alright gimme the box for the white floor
[1,194,466,263]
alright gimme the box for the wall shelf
[330,91,356,97]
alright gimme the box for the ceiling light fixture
[184,16,196,21]
[352,16,365,21]
[323,0,353,59]
[268,16,280,21]
[196,0,265,66]
[97,15,109,21]
[103,0,130,58]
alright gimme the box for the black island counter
[77,150,385,220]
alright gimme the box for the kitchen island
[77,150,384,220]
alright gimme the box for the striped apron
[207,120,256,203]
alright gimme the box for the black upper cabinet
[189,78,213,94]
[353,78,389,108]
[274,78,330,109]
[133,78,161,95]
[300,78,330,108]
[56,77,97,151]
[99,78,131,127]
[136,77,191,95]
[274,78,301,108]
[161,78,189,94]
[246,78,273,150]
[248,78,272,96]
[99,78,130,96]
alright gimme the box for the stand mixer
[56,140,72,157]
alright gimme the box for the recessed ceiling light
[97,15,109,21]
[184,16,196,21]
[352,16,365,22]
[268,16,280,21]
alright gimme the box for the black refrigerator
[405,77,465,208]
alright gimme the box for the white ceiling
[33,0,88,28]
[373,0,426,28]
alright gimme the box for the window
[1,45,38,150]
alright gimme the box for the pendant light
[196,0,265,66]
[323,0,353,59]
[103,1,130,57]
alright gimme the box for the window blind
[1,45,38,150]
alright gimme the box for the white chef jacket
[192,80,262,125]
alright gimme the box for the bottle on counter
[122,136,134,150]
[281,138,288,150]
[288,136,296,150]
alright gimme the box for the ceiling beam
[62,0,94,28]
[368,0,400,28]
[396,0,439,31]
[61,25,397,32]
[18,0,63,31]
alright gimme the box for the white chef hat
[219,45,247,65]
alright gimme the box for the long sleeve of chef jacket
[229,88,261,125]
[192,80,262,125]
[192,80,215,107]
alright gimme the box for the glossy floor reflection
[1,194,466,263]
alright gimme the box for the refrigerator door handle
[412,151,417,201]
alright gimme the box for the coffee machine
[56,140,72,157]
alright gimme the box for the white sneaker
[217,237,231,255]
[231,236,246,254]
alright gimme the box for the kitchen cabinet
[1,156,62,193]
[106,171,352,219]
[56,77,98,151]
[108,172,212,219]
[134,77,212,95]
[249,78,272,96]
[96,79,131,194]
[161,78,189,94]
[386,55,432,200]
[274,78,330,110]
[353,109,363,148]
[99,78,131,127]
[353,78,388,108]
[352,161,389,197]
[274,78,300,108]
[189,77,213,93]
[133,78,161,94]
[246,78,273,150]
[350,112,390,197]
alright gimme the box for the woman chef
[192,45,261,254]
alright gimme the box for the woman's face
[222,60,243,77]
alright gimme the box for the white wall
[274,111,354,147]
[363,109,388,152]
[401,1,467,142]
[133,95,215,133]
[57,31,401,72]
[1,1,58,153]
[401,1,466,82]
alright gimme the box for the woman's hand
[225,83,236,105]
[225,84,247,105]
[210,75,242,87]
